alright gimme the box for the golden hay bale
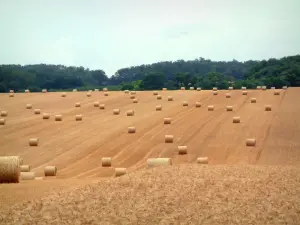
[34,109,41,115]
[162,88,167,91]
[20,172,35,180]
[9,93,14,97]
[167,96,173,101]
[20,165,30,172]
[104,92,109,96]
[190,87,194,90]
[195,102,201,107]
[164,118,172,124]
[29,138,39,146]
[25,89,30,93]
[153,91,158,95]
[0,156,20,183]
[257,86,261,90]
[197,157,208,164]
[113,109,120,115]
[73,89,77,92]
[226,106,233,111]
[156,105,162,111]
[101,157,112,167]
[44,166,57,176]
[61,92,66,97]
[124,90,129,94]
[75,115,83,121]
[130,95,135,99]
[115,168,127,177]
[94,89,99,92]
[241,87,247,90]
[103,87,108,92]
[130,91,136,95]
[262,86,267,91]
[232,116,241,123]
[86,92,91,97]
[75,102,81,107]
[133,98,138,103]
[208,105,214,111]
[147,158,172,168]
[178,146,188,155]
[99,104,105,109]
[228,87,233,90]
[251,98,257,103]
[246,139,256,147]
[26,104,32,109]
[180,87,185,90]
[242,91,248,95]
[225,93,231,98]
[42,113,50,119]
[126,110,135,116]
[265,105,272,111]
[213,91,218,95]
[9,90,14,93]
[213,87,218,91]
[157,95,162,100]
[55,115,63,121]
[165,135,174,143]
[1,111,8,117]
[197,87,201,91]
[282,86,287,90]
[0,118,6,125]
[42,89,47,93]
[274,90,280,95]
[128,126,136,133]
[93,101,100,107]
[182,101,188,106]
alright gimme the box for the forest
[0,55,299,92]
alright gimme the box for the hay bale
[271,87,275,90]
[20,172,35,180]
[208,105,214,111]
[164,118,172,124]
[103,87,108,92]
[101,157,112,167]
[153,91,158,95]
[55,115,63,121]
[241,87,247,90]
[213,91,218,95]
[195,102,201,107]
[9,90,14,93]
[104,92,109,96]
[197,157,208,164]
[167,96,173,101]
[25,89,30,93]
[61,92,66,97]
[274,90,280,95]
[126,110,135,116]
[42,113,50,119]
[20,165,31,172]
[225,93,231,98]
[162,88,167,91]
[124,90,129,94]
[115,168,126,177]
[157,95,162,100]
[233,117,240,123]
[0,156,21,183]
[130,91,136,95]
[226,106,233,111]
[265,105,272,111]
[165,135,174,143]
[282,86,287,90]
[29,138,39,146]
[34,109,41,115]
[73,89,77,92]
[9,93,14,97]
[75,115,83,121]
[133,98,138,103]
[178,146,188,155]
[0,111,8,117]
[42,89,47,93]
[44,166,57,176]
[182,101,188,106]
[228,87,233,90]
[0,118,6,125]
[180,87,185,90]
[94,89,99,92]
[262,86,267,91]
[156,105,162,111]
[99,104,105,109]
[246,139,256,147]
[128,126,136,133]
[26,104,32,109]
[75,102,81,107]
[93,101,100,107]
[147,158,172,168]
[251,98,257,103]
[213,87,218,91]
[197,87,201,91]
[113,109,120,115]
[130,95,135,99]
[242,91,248,95]
[257,86,261,90]
[190,87,194,90]
[86,92,91,97]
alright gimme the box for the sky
[0,0,299,76]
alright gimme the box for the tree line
[0,55,299,92]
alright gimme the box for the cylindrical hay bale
[228,87,233,90]
[162,88,167,91]
[226,106,233,111]
[282,86,287,90]
[164,118,172,124]
[180,87,185,90]
[75,115,83,121]
[42,113,50,119]
[55,115,62,121]
[195,102,201,107]
[61,92,66,97]
[99,104,105,109]
[94,89,99,92]
[251,98,257,103]
[29,138,39,146]
[178,146,188,155]
[20,165,31,172]
[42,89,47,93]
[128,126,136,133]
[25,89,30,93]
[165,135,174,143]
[197,87,201,91]
[156,105,162,111]
[153,91,158,95]
[197,157,208,164]
[75,102,81,107]
[257,86,261,90]
[126,110,135,116]
[34,109,41,115]
[274,90,280,95]
[213,87,218,91]
[246,139,256,147]
[0,118,6,125]
[133,98,138,103]
[86,92,91,97]
[9,93,14,97]
[26,104,32,109]
[104,92,109,96]
[262,86,267,91]
[157,95,162,100]
[101,157,112,167]
[147,158,172,168]
[103,87,108,92]
[115,168,126,177]
[124,90,129,94]
[232,117,240,123]
[94,101,100,107]
[190,87,194,90]
[182,101,188,106]
[0,156,21,183]
[73,89,77,92]
[1,111,8,117]
[265,105,272,111]
[242,91,248,95]
[9,90,14,93]
[167,96,173,101]
[130,95,135,99]
[208,105,214,111]
[213,91,218,95]
[20,172,35,180]
[44,166,57,176]
[130,91,136,95]
[113,109,120,115]
[225,93,231,98]
[241,87,246,90]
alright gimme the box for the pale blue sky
[0,0,299,76]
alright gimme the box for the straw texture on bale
[157,95,162,100]
[182,101,188,106]
[29,138,39,146]
[9,93,14,97]
[124,90,129,94]
[153,91,158,95]
[233,117,241,123]
[42,89,47,93]
[282,86,287,90]
[257,86,261,90]
[156,105,162,111]
[20,172,35,180]
[20,165,31,172]
[61,93,66,97]
[25,89,30,93]
[208,105,214,111]
[228,87,233,90]
[251,98,257,103]
[34,109,41,114]
[126,110,135,116]
[226,106,233,111]
[86,93,91,97]
[130,91,136,95]
[147,158,172,168]
[213,91,218,95]
[225,93,231,98]
[190,87,194,90]
[75,115,83,121]
[178,146,188,155]
[265,105,272,111]
[55,115,63,121]
[75,102,81,107]
[128,127,136,133]
[103,88,108,92]
[101,157,112,167]
[133,98,138,103]
[213,87,218,91]
[241,87,247,90]
[0,118,6,125]
[104,93,109,96]
[99,104,105,109]
[42,113,50,119]
[246,139,256,147]
[195,102,201,107]
[167,96,173,101]
[44,166,57,176]
[0,156,20,183]
[180,87,185,90]
[164,118,172,124]
[26,104,32,109]
[274,91,280,95]
[197,87,201,91]
[115,168,127,177]
[242,91,248,95]
[93,101,99,107]
[197,157,208,164]
[1,111,8,117]
[165,135,174,143]
[113,109,120,115]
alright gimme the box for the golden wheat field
[0,88,300,224]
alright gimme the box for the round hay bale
[101,157,112,167]
[25,89,30,93]
[246,138,256,147]
[153,91,158,95]
[147,158,172,168]
[195,102,201,107]
[99,104,105,109]
[115,168,126,177]
[94,101,100,107]
[42,113,50,119]
[228,87,233,90]
[226,106,233,111]
[165,135,174,143]
[251,98,257,103]
[213,91,218,95]
[178,146,188,155]
[103,87,108,92]
[282,86,287,90]
[9,93,14,97]
[197,87,201,91]
[208,105,214,111]
[126,110,135,116]
[124,90,129,94]
[156,105,162,111]
[61,92,66,97]
[265,105,272,111]
[0,118,6,125]
[262,86,267,91]
[20,172,35,180]
[1,111,8,117]
[55,115,63,121]
[20,165,31,172]
[29,138,39,146]
[42,89,47,93]
[213,87,218,91]
[242,91,248,95]
[190,87,194,90]
[26,104,32,109]
[157,95,162,100]
[225,93,231,98]
[73,89,77,92]
[162,88,167,91]
[197,157,208,164]
[130,95,135,99]
[113,109,120,115]
[86,92,91,97]
[130,91,136,95]
[34,109,41,115]
[241,87,247,90]
[274,90,280,95]
[233,116,240,123]
[44,166,57,176]
[167,96,173,101]
[182,101,188,106]
[180,87,185,90]
[75,102,81,107]
[164,118,172,124]
[104,92,109,96]
[257,86,261,90]
[128,126,136,133]
[0,156,21,183]
[133,98,138,103]
[75,115,83,121]
[94,89,99,92]
[9,90,14,93]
